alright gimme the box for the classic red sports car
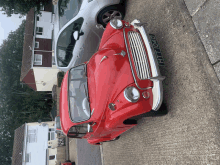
[59,19,166,145]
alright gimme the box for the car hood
[87,48,134,122]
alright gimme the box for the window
[25,153,30,162]
[59,0,83,29]
[56,17,84,67]
[48,128,55,141]
[34,54,42,65]
[49,155,55,160]
[28,129,36,143]
[36,16,39,21]
[49,128,55,131]
[35,41,39,48]
[36,27,43,35]
[52,56,56,65]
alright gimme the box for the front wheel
[97,5,125,27]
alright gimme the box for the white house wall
[33,67,59,91]
[36,11,53,39]
[48,148,57,165]
[25,125,48,165]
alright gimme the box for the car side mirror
[73,31,79,40]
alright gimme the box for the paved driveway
[101,0,220,165]
[69,138,102,165]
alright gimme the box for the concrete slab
[101,0,220,164]
[184,0,206,16]
[191,0,220,64]
[76,139,102,165]
[69,138,78,164]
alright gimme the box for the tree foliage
[0,0,51,17]
[0,20,54,165]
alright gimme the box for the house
[20,1,60,91]
[11,121,67,165]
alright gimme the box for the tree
[0,19,54,164]
[0,0,51,17]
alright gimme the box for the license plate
[149,34,165,66]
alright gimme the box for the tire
[97,5,125,27]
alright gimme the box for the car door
[72,12,101,66]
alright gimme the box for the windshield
[56,17,84,67]
[59,0,82,29]
[68,64,90,123]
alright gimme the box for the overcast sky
[0,11,26,45]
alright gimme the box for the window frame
[34,54,43,65]
[25,153,31,162]
[28,129,37,143]
[35,41,39,48]
[49,155,56,160]
[36,27,43,35]
[48,128,56,141]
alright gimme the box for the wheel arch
[95,4,125,24]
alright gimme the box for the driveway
[69,138,102,165]
[101,0,220,164]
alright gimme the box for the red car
[61,160,75,165]
[59,19,166,145]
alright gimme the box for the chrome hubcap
[102,10,122,24]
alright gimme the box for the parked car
[59,19,166,145]
[55,0,125,72]
[61,160,75,165]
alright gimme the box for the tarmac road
[101,0,220,165]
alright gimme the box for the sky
[0,11,26,45]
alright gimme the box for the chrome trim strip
[100,56,108,64]
[123,27,152,90]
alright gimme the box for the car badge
[114,50,126,57]
[100,56,108,64]
[108,103,116,111]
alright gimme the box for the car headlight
[124,87,140,103]
[110,18,123,29]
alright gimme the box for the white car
[55,0,125,72]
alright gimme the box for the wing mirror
[73,31,79,40]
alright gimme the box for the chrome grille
[128,31,150,80]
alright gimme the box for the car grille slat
[128,31,150,80]
[128,33,142,79]
[132,33,148,79]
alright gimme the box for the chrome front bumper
[131,19,165,111]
